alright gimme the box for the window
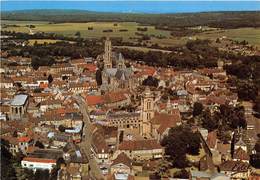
[147,113,151,120]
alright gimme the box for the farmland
[1,21,170,40]
[2,20,260,48]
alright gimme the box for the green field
[2,20,260,47]
[1,20,171,40]
[195,28,260,47]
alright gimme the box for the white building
[21,157,56,172]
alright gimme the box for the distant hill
[2,10,260,28]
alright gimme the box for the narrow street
[73,95,104,180]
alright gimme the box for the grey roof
[190,170,229,180]
[11,94,28,106]
[104,68,118,76]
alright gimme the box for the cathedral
[100,38,133,91]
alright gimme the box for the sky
[1,1,260,13]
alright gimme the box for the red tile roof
[206,130,217,149]
[23,157,56,164]
[86,95,104,106]
[151,112,181,134]
[119,140,162,151]
[18,136,31,143]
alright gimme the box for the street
[73,95,104,180]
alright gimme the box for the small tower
[166,97,172,114]
[117,53,126,69]
[104,37,112,69]
[217,60,224,70]
[140,87,155,138]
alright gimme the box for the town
[1,33,260,180]
[1,2,260,179]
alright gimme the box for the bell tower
[140,87,155,138]
[104,37,112,69]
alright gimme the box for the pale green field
[2,20,260,47]
[195,28,260,47]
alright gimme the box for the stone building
[100,38,133,91]
[140,87,155,138]
[10,94,29,120]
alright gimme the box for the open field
[28,39,75,45]
[1,20,171,40]
[114,45,172,53]
[2,20,260,47]
[195,28,260,47]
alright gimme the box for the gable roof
[151,112,181,134]
[111,152,132,168]
[233,147,249,161]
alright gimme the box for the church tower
[140,87,155,138]
[104,37,112,69]
[117,53,126,69]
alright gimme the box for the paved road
[73,95,104,180]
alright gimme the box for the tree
[35,169,50,180]
[173,169,190,179]
[237,83,258,101]
[35,141,44,149]
[95,69,102,86]
[47,74,53,84]
[193,102,203,117]
[201,109,218,132]
[254,141,260,153]
[253,96,260,118]
[1,142,17,180]
[75,31,81,37]
[250,154,260,168]
[142,76,159,87]
[161,126,201,168]
[58,125,66,132]
[33,88,42,93]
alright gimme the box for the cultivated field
[2,20,260,48]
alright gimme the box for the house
[151,111,181,141]
[21,149,63,172]
[117,139,164,160]
[190,170,230,180]
[1,135,19,155]
[9,94,29,120]
[0,76,14,88]
[219,160,251,179]
[92,128,110,163]
[110,152,132,175]
[40,99,62,112]
[61,143,89,179]
[233,147,250,163]
[18,136,32,153]
[21,157,56,172]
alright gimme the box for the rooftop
[11,94,28,106]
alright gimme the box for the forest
[2,10,260,29]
